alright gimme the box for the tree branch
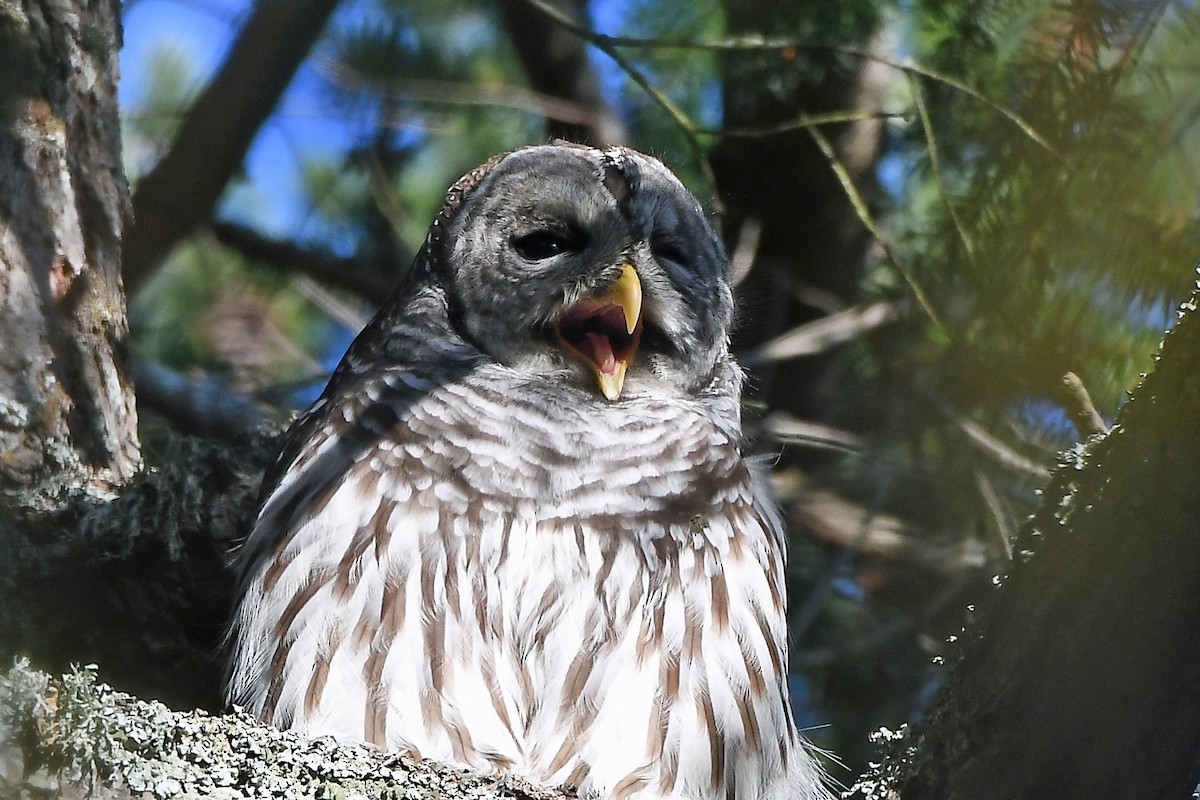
[742,301,901,364]
[0,660,567,800]
[123,0,340,294]
[0,433,274,712]
[496,0,626,145]
[1058,370,1108,438]
[132,357,266,442]
[317,61,616,138]
[209,220,401,302]
[791,481,984,576]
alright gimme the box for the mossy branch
[0,659,569,800]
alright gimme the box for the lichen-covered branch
[0,660,570,800]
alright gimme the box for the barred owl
[228,144,828,800]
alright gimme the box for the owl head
[414,144,734,401]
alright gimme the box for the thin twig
[1108,0,1173,89]
[1059,371,1109,438]
[513,4,1064,162]
[974,468,1015,560]
[290,275,369,333]
[729,217,762,286]
[959,416,1052,482]
[744,301,900,363]
[907,73,975,262]
[804,122,949,335]
[518,0,718,194]
[932,397,1053,482]
[871,51,1064,162]
[697,109,909,138]
[759,413,862,453]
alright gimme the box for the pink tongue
[584,331,618,374]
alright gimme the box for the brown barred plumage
[228,144,829,800]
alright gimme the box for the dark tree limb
[210,220,402,301]
[848,294,1200,799]
[122,0,340,294]
[0,432,276,713]
[132,357,266,442]
[499,0,626,145]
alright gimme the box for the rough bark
[847,287,1200,799]
[0,0,140,505]
[122,0,340,294]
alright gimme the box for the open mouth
[554,264,642,400]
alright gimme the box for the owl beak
[555,264,643,400]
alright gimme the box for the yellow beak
[595,265,642,400]
[555,264,643,401]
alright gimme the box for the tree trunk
[847,294,1200,799]
[0,0,140,506]
[713,1,887,424]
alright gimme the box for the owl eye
[651,236,689,269]
[514,231,576,261]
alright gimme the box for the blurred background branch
[124,0,341,293]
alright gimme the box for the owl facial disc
[555,264,643,400]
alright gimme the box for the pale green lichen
[0,659,568,800]
[844,724,914,800]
